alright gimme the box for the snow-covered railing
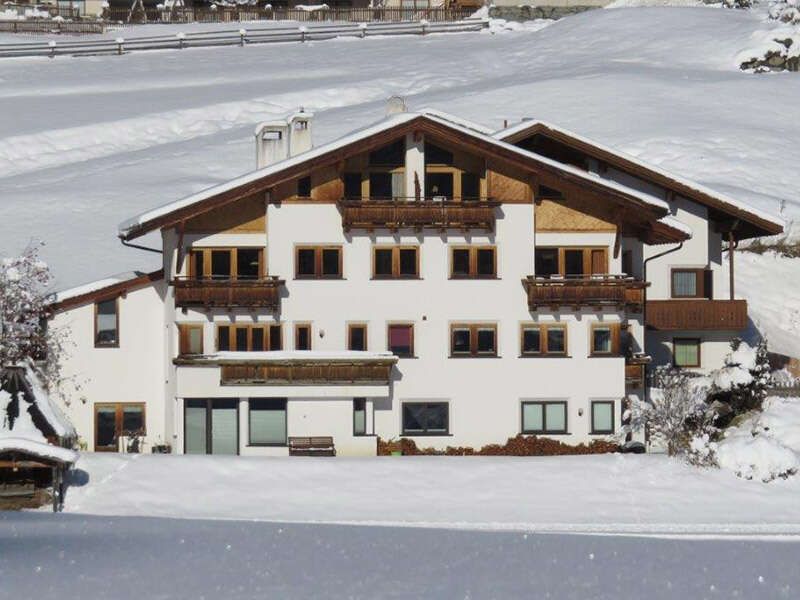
[0,18,487,58]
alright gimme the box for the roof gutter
[120,236,163,254]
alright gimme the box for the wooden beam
[175,220,186,276]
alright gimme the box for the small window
[373,247,419,279]
[590,323,619,356]
[425,172,454,199]
[297,176,312,198]
[546,326,566,355]
[520,324,567,356]
[450,247,496,279]
[521,401,567,434]
[564,249,584,276]
[344,172,362,199]
[252,327,265,351]
[249,399,287,446]
[295,324,311,351]
[402,402,448,436]
[217,325,231,351]
[94,403,145,452]
[388,324,414,358]
[295,246,342,279]
[450,324,497,357]
[95,298,119,347]
[671,268,710,299]
[674,338,700,368]
[211,250,232,280]
[591,401,615,435]
[348,324,367,351]
[461,172,481,200]
[535,248,559,278]
[269,325,283,351]
[353,398,366,436]
[178,323,204,355]
[237,248,261,280]
[521,327,541,355]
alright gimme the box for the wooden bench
[288,436,336,457]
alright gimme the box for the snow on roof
[418,108,495,136]
[197,350,398,362]
[22,361,76,440]
[52,269,162,308]
[119,110,671,239]
[658,215,693,239]
[494,119,784,230]
[0,437,78,464]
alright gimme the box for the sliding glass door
[185,399,238,455]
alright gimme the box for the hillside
[1,7,798,354]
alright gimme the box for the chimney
[254,108,314,169]
[386,95,407,116]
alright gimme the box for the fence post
[176,31,185,49]
[420,18,428,36]
[116,37,124,55]
[359,22,367,38]
[299,26,307,43]
[239,28,247,46]
[48,40,56,59]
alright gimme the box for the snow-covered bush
[629,366,715,457]
[716,396,800,481]
[708,339,771,422]
[723,0,754,9]
[769,0,800,25]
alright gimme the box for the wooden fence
[0,20,106,34]
[0,18,486,58]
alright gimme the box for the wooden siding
[219,361,394,385]
[535,198,617,232]
[184,194,266,233]
[339,199,499,231]
[524,275,647,311]
[646,300,747,331]
[173,277,284,310]
[486,160,531,204]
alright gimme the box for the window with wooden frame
[177,323,204,356]
[387,324,414,358]
[94,403,145,452]
[450,246,497,279]
[402,402,448,436]
[671,268,713,299]
[590,323,621,357]
[295,246,342,279]
[295,323,311,351]
[534,247,608,278]
[216,323,282,352]
[94,297,119,348]
[521,401,567,435]
[673,338,701,368]
[189,248,264,281]
[348,323,367,351]
[424,141,483,201]
[591,401,615,435]
[450,323,498,357]
[372,246,419,279]
[520,324,568,356]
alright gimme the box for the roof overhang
[50,269,163,313]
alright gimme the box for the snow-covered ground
[60,452,800,535]
[1,7,798,355]
[2,512,798,600]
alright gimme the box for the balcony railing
[646,299,748,331]
[523,275,648,311]
[338,197,500,232]
[173,277,284,310]
[219,359,396,386]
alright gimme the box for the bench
[288,436,336,457]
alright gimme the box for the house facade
[48,106,782,456]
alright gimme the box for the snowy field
[60,452,800,535]
[1,512,798,600]
[1,7,799,356]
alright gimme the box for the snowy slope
[62,452,800,535]
[1,7,798,351]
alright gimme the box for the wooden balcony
[173,277,284,310]
[523,275,648,311]
[219,358,396,386]
[338,198,500,232]
[646,299,748,331]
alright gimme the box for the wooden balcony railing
[523,275,648,311]
[625,356,650,389]
[646,300,748,331]
[173,277,284,310]
[338,198,500,232]
[219,359,396,386]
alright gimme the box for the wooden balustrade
[219,359,395,386]
[338,198,499,231]
[523,275,647,311]
[173,277,284,310]
[645,299,748,331]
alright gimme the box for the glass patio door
[185,399,238,455]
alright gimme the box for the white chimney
[386,95,407,116]
[254,108,314,169]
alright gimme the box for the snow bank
[717,396,800,482]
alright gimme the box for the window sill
[518,354,571,359]
[401,433,453,437]
[522,431,571,436]
[293,277,346,281]
[95,343,119,349]
[449,355,500,359]
[371,277,423,281]
[449,276,500,281]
